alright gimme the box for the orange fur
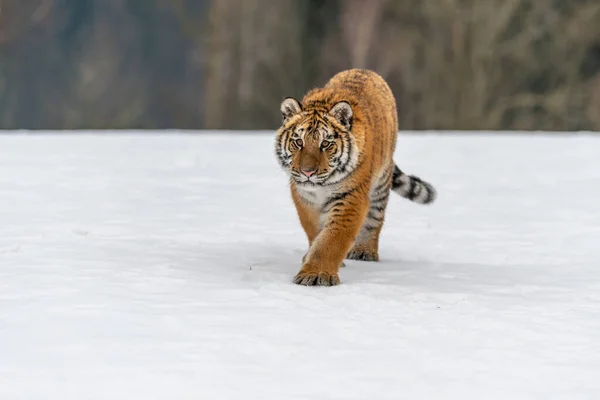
[275,69,436,286]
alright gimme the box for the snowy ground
[1,131,599,399]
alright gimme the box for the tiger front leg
[291,186,321,248]
[291,186,323,269]
[294,191,369,286]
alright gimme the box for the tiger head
[274,97,359,187]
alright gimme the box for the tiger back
[275,69,436,286]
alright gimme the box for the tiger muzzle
[299,153,319,178]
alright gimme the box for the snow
[1,131,599,399]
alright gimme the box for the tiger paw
[346,249,379,262]
[293,271,341,286]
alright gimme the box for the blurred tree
[0,0,80,129]
[62,0,148,128]
[203,0,303,129]
[0,0,599,131]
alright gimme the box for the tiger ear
[329,101,353,130]
[280,97,302,123]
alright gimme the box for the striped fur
[392,165,437,205]
[274,69,436,286]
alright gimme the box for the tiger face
[275,97,359,187]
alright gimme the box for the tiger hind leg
[347,172,392,262]
[346,205,387,261]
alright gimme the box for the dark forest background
[1,0,600,131]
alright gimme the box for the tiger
[274,68,436,286]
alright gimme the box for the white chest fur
[302,186,331,230]
[296,185,332,208]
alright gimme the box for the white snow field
[1,131,599,400]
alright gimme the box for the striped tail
[391,164,437,205]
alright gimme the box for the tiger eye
[295,139,303,147]
[321,140,331,149]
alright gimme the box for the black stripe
[282,129,292,150]
[328,209,361,218]
[420,182,433,203]
[370,200,389,209]
[391,165,404,189]
[337,131,347,166]
[367,212,384,222]
[340,131,353,171]
[372,167,393,194]
[323,193,351,210]
[322,185,361,210]
[406,178,418,200]
[371,182,391,197]
[370,204,386,212]
[370,192,389,203]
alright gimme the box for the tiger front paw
[293,270,341,286]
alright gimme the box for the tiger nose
[300,168,316,177]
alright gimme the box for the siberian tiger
[274,69,436,286]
